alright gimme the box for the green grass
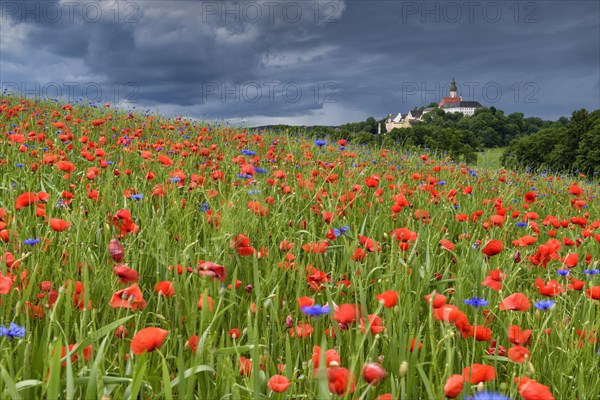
[477,148,506,169]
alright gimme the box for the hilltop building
[438,78,482,116]
[385,79,483,131]
[385,108,425,131]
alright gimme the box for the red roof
[439,97,462,107]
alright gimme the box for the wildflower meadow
[1,95,599,399]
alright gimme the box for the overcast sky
[1,0,598,125]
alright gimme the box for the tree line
[253,106,600,171]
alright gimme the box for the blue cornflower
[464,298,488,307]
[254,167,268,174]
[170,176,181,183]
[237,174,252,179]
[16,163,24,168]
[248,190,261,195]
[438,181,446,185]
[466,392,510,400]
[301,304,331,316]
[333,225,350,238]
[557,269,570,276]
[314,140,327,147]
[0,323,26,340]
[515,222,528,227]
[241,149,256,156]
[584,269,599,275]
[130,194,144,200]
[23,238,40,246]
[534,299,555,310]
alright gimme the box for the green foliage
[502,109,600,173]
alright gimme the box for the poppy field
[1,95,600,400]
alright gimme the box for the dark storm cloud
[1,0,598,124]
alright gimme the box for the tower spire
[449,78,457,98]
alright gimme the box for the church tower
[449,78,457,98]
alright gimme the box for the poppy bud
[399,361,408,377]
[526,362,535,376]
[108,239,125,262]
[285,315,294,328]
[245,284,253,293]
[514,250,521,263]
[115,325,128,338]
[362,363,387,385]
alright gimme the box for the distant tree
[574,110,600,173]
[366,117,378,134]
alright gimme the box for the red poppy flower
[568,278,585,291]
[15,192,37,210]
[302,241,329,254]
[360,314,385,334]
[239,357,252,376]
[198,294,214,311]
[391,228,417,242]
[333,303,358,324]
[312,346,341,369]
[508,325,532,345]
[444,374,464,398]
[130,327,168,355]
[184,335,199,352]
[49,218,70,232]
[375,290,398,308]
[0,272,14,294]
[197,261,226,281]
[585,286,600,300]
[514,377,555,400]
[155,281,175,297]
[362,362,387,385]
[290,323,313,338]
[113,264,139,283]
[351,248,367,261]
[499,293,531,311]
[535,279,565,297]
[562,253,578,267]
[465,325,492,341]
[433,305,470,332]
[524,191,536,203]
[61,344,93,366]
[424,293,447,308]
[268,375,291,393]
[508,345,530,363]
[297,296,315,308]
[327,367,356,395]
[358,235,381,252]
[109,284,147,310]
[512,235,537,247]
[157,154,173,166]
[568,185,582,196]
[482,240,503,257]
[481,269,505,291]
[306,265,330,291]
[462,364,496,384]
[439,239,455,251]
